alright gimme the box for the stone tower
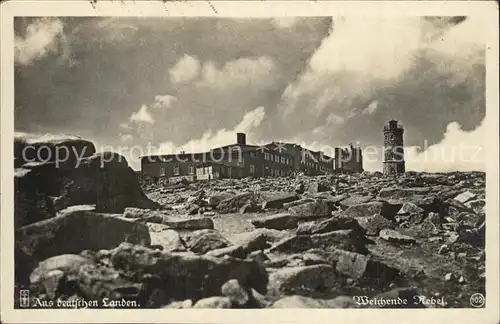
[383,120,405,174]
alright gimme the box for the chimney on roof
[236,132,246,145]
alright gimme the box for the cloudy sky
[14,16,486,171]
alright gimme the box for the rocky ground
[14,135,486,309]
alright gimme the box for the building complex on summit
[141,133,364,181]
[383,120,406,175]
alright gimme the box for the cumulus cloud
[121,94,178,142]
[158,106,266,154]
[311,113,346,135]
[152,94,177,109]
[130,104,154,124]
[405,119,485,172]
[15,18,69,65]
[278,17,425,118]
[120,134,134,143]
[309,17,423,79]
[169,54,201,84]
[195,56,276,90]
[274,16,485,173]
[279,16,484,119]
[362,100,379,115]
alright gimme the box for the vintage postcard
[1,0,499,323]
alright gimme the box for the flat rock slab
[288,200,332,218]
[283,198,313,209]
[262,193,299,209]
[355,214,393,235]
[379,229,417,244]
[267,229,368,255]
[185,229,232,254]
[16,208,150,263]
[229,230,270,253]
[329,249,400,282]
[378,187,432,200]
[446,198,475,214]
[397,202,425,216]
[453,191,477,204]
[306,181,331,194]
[217,192,265,213]
[310,230,369,254]
[205,245,246,258]
[30,254,93,285]
[251,213,299,230]
[296,216,364,235]
[193,297,232,308]
[123,207,171,220]
[267,264,336,298]
[162,217,214,230]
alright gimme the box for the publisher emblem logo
[470,293,485,308]
[20,290,30,307]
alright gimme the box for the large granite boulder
[185,229,232,254]
[14,134,160,228]
[15,207,151,281]
[14,133,96,168]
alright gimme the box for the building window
[275,155,279,162]
[188,165,194,175]
[173,165,180,176]
[160,166,166,176]
[249,164,255,174]
[264,153,269,160]
[280,156,285,164]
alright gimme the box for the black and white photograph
[1,1,499,323]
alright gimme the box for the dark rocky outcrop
[14,134,160,228]
[16,207,151,281]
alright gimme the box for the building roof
[140,140,339,161]
[210,144,260,153]
[196,162,244,169]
